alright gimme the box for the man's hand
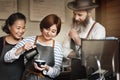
[69,29,78,39]
[69,29,81,45]
[67,51,77,58]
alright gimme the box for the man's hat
[67,0,98,10]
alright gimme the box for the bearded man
[63,0,106,58]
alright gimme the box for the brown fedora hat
[67,0,98,10]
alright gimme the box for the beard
[72,15,89,32]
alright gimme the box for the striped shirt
[4,36,63,78]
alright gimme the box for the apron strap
[86,22,96,39]
[52,40,55,48]
[34,36,38,45]
[0,37,5,56]
[3,37,5,48]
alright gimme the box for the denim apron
[22,39,54,80]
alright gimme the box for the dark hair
[40,14,61,35]
[2,12,26,34]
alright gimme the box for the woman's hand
[15,42,36,56]
[23,42,36,51]
[34,63,49,71]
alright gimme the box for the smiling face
[73,10,87,22]
[73,10,89,28]
[9,19,25,40]
[41,24,57,41]
[39,14,61,41]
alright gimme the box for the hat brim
[67,2,98,10]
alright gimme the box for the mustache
[72,17,89,27]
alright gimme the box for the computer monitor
[81,39,119,75]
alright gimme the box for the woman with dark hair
[0,12,26,80]
[4,14,63,80]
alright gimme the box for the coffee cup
[34,60,46,67]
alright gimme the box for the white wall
[0,0,95,43]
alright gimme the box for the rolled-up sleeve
[4,36,36,63]
[4,48,23,63]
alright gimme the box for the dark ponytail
[2,12,26,34]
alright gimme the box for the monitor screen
[81,39,119,75]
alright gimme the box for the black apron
[0,38,25,80]
[22,41,54,80]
